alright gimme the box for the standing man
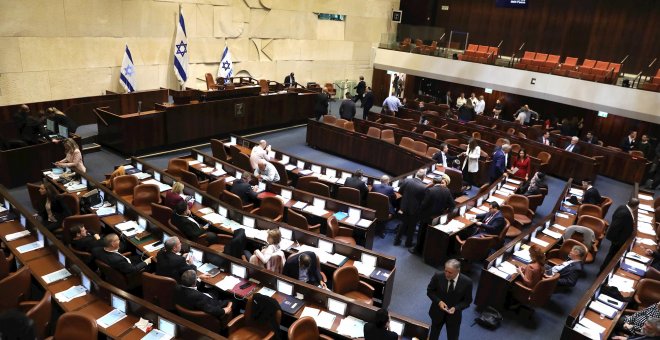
[492,99,503,119]
[391,74,399,94]
[284,72,295,87]
[475,95,485,115]
[432,143,457,168]
[353,76,366,106]
[314,88,329,120]
[620,130,638,152]
[469,93,478,107]
[249,139,272,170]
[455,93,466,109]
[565,136,581,154]
[490,144,510,183]
[443,91,453,107]
[382,92,403,115]
[600,198,639,272]
[372,175,397,214]
[427,259,473,340]
[411,176,454,255]
[362,87,374,119]
[394,169,427,247]
[344,169,369,204]
[339,92,357,120]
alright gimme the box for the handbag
[474,306,502,330]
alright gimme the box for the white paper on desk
[188,160,201,166]
[66,183,87,192]
[215,276,241,291]
[0,206,6,213]
[531,238,549,247]
[299,169,313,176]
[201,167,213,174]
[42,268,71,284]
[597,294,624,310]
[133,172,152,180]
[280,238,294,251]
[16,241,44,254]
[253,229,268,242]
[636,237,657,246]
[202,213,225,225]
[469,207,488,215]
[495,189,512,197]
[116,220,138,231]
[144,242,165,253]
[123,229,139,237]
[141,329,172,340]
[552,224,567,231]
[292,201,307,209]
[353,261,375,276]
[639,204,654,212]
[556,212,570,219]
[488,267,511,280]
[499,261,518,275]
[97,309,127,328]
[513,249,532,263]
[337,316,366,338]
[344,215,360,225]
[507,178,522,185]
[638,222,656,236]
[623,258,647,271]
[638,214,653,223]
[143,179,172,192]
[5,230,31,241]
[569,188,584,196]
[315,311,337,329]
[626,252,651,264]
[257,287,276,298]
[95,206,116,216]
[197,207,213,215]
[357,219,372,228]
[327,253,347,266]
[301,307,320,319]
[284,164,296,171]
[588,300,617,319]
[573,323,601,340]
[502,184,517,191]
[609,275,635,293]
[303,205,328,216]
[489,196,505,205]
[579,316,607,334]
[54,285,87,302]
[211,168,227,177]
[638,193,654,201]
[542,228,562,239]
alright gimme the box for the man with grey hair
[371,174,397,215]
[155,236,196,282]
[564,136,581,154]
[427,259,473,340]
[545,245,586,287]
[490,143,511,183]
[249,139,272,170]
[175,270,233,320]
[394,169,427,247]
[92,233,153,275]
[255,159,280,183]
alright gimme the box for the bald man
[254,159,280,183]
[249,140,272,170]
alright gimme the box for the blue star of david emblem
[123,65,134,76]
[222,61,231,71]
[175,41,188,57]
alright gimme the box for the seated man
[172,201,219,244]
[545,245,585,287]
[175,270,233,319]
[364,308,398,340]
[70,225,104,253]
[249,139,272,170]
[230,172,259,205]
[616,303,660,338]
[581,180,603,205]
[371,175,396,214]
[92,234,153,275]
[254,159,280,183]
[282,252,326,288]
[344,169,369,203]
[155,237,196,282]
[521,172,548,196]
[432,143,457,168]
[472,202,506,237]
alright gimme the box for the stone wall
[0,0,399,105]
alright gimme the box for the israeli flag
[119,45,137,93]
[217,45,233,83]
[173,6,189,86]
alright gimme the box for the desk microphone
[137,101,142,115]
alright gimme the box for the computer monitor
[111,294,127,313]
[243,216,255,228]
[58,124,68,138]
[231,263,247,279]
[46,119,55,133]
[277,279,293,296]
[19,214,26,228]
[189,247,203,266]
[58,251,66,266]
[389,319,405,335]
[81,273,91,291]
[158,317,176,337]
[280,228,292,240]
[327,298,347,315]
[318,239,334,254]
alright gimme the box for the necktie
[566,145,573,152]
[544,138,548,145]
[484,213,494,224]
[447,279,455,293]
[442,153,447,167]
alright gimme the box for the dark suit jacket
[282,251,323,286]
[476,211,506,236]
[371,184,396,214]
[92,249,147,275]
[399,178,427,215]
[620,137,637,152]
[339,99,356,120]
[432,151,456,167]
[19,116,46,145]
[174,285,228,318]
[490,149,506,179]
[427,272,473,320]
[230,179,258,205]
[344,176,368,202]
[39,196,73,231]
[583,136,599,144]
[51,114,78,133]
[363,323,398,340]
[171,213,205,239]
[284,75,295,87]
[354,81,366,95]
[564,143,581,154]
[557,261,583,287]
[155,251,195,282]
[538,136,553,146]
[582,186,602,205]
[605,205,634,244]
[314,92,329,115]
[71,235,103,253]
[420,185,454,221]
[363,92,374,109]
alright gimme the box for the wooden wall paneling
[371,68,390,105]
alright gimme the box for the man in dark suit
[175,270,232,319]
[339,92,357,120]
[353,76,366,105]
[600,198,639,272]
[620,130,638,152]
[282,252,326,287]
[344,169,369,203]
[284,72,295,87]
[362,87,374,119]
[546,245,585,287]
[473,201,506,237]
[432,143,457,168]
[371,175,397,215]
[538,131,553,146]
[583,131,599,145]
[395,169,428,247]
[172,201,219,244]
[442,91,453,107]
[230,172,259,205]
[427,259,473,340]
[490,144,510,183]
[581,180,603,205]
[564,136,581,154]
[314,89,329,120]
[412,176,455,254]
[70,225,104,253]
[92,234,153,275]
[155,237,196,282]
[364,308,398,340]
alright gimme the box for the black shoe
[394,239,401,246]
[408,247,420,255]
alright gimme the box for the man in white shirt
[455,93,466,108]
[565,136,581,153]
[249,140,272,170]
[255,159,280,183]
[545,245,585,287]
[382,93,404,114]
[474,95,485,115]
[469,93,478,107]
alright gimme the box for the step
[82,143,101,154]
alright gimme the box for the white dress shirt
[254,161,280,182]
[249,145,271,170]
[475,99,485,114]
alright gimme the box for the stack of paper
[552,224,567,231]
[315,311,337,329]
[17,241,44,254]
[597,294,624,310]
[555,212,570,219]
[502,184,517,191]
[569,188,584,196]
[188,160,201,166]
[215,276,241,291]
[626,252,651,264]
[95,206,116,216]
[133,172,151,180]
[301,307,320,318]
[200,167,214,174]
[257,287,276,297]
[489,196,505,205]
[608,274,635,293]
[292,201,308,210]
[621,258,647,275]
[488,267,510,279]
[513,249,532,263]
[54,285,87,302]
[636,237,657,246]
[638,193,653,201]
[356,219,372,228]
[576,317,605,340]
[434,219,466,234]
[588,300,617,319]
[42,268,72,284]
[639,204,654,213]
[637,214,653,223]
[344,215,360,225]
[499,261,518,275]
[299,169,313,176]
[542,228,562,239]
[202,213,225,225]
[97,309,127,328]
[327,253,347,266]
[507,178,522,185]
[144,242,165,253]
[141,329,172,340]
[285,164,297,171]
[303,205,328,216]
[66,183,87,192]
[638,222,656,236]
[6,230,31,241]
[337,316,366,338]
[211,168,227,177]
[116,220,138,231]
[572,323,601,340]
[495,189,513,197]
[469,207,488,215]
[353,261,375,276]
[530,238,549,247]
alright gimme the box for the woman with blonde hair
[55,138,86,173]
[250,228,285,273]
[163,182,192,209]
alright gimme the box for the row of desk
[0,184,222,339]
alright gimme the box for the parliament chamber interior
[0,0,659,339]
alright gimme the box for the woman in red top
[510,149,531,180]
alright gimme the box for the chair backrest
[426,146,440,158]
[507,194,529,213]
[259,79,269,94]
[534,53,548,61]
[175,304,223,334]
[334,119,348,128]
[150,203,173,226]
[466,44,478,52]
[582,59,596,68]
[255,196,284,220]
[337,187,361,205]
[600,196,613,216]
[366,192,390,221]
[510,143,521,154]
[564,57,578,66]
[266,252,285,274]
[630,150,645,158]
[537,151,551,164]
[242,295,282,329]
[288,316,321,339]
[271,161,290,186]
[500,204,515,224]
[142,272,177,310]
[26,291,52,340]
[594,61,609,70]
[546,55,560,63]
[58,193,80,215]
[0,266,31,310]
[26,182,46,212]
[210,139,229,161]
[95,259,131,291]
[180,169,201,189]
[206,179,226,199]
[506,127,516,135]
[634,279,660,308]
[322,115,336,124]
[528,273,560,307]
[166,158,188,179]
[307,181,330,197]
[205,73,216,90]
[68,244,94,264]
[527,194,544,212]
[444,167,463,196]
[234,152,252,172]
[296,176,319,192]
[287,209,313,231]
[399,137,415,149]
[577,215,606,238]
[380,129,395,143]
[133,184,161,206]
[412,141,428,155]
[522,51,536,59]
[578,204,603,219]
[326,216,340,238]
[461,236,497,261]
[222,190,246,210]
[52,312,98,340]
[112,174,139,196]
[62,214,102,244]
[0,252,14,281]
[422,130,437,139]
[367,127,381,138]
[332,266,360,293]
[344,121,355,131]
